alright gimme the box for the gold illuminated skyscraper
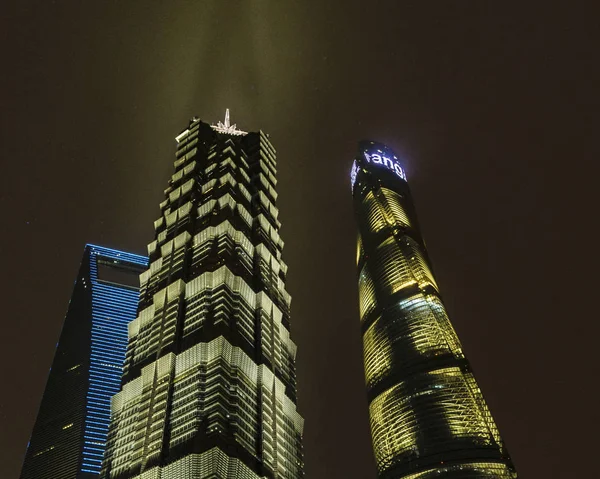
[351,141,516,479]
[101,112,303,479]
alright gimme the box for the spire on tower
[211,108,247,136]
[224,109,230,128]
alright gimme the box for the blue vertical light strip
[82,245,147,474]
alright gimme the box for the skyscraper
[20,245,147,479]
[351,141,516,479]
[101,113,304,479]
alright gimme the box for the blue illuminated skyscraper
[20,244,147,479]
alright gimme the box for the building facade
[101,113,304,479]
[20,245,147,479]
[351,141,516,479]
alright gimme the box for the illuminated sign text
[364,152,407,181]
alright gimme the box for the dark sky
[1,2,598,478]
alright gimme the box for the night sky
[1,2,598,478]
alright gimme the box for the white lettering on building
[364,152,407,181]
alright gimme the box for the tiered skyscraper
[351,141,516,479]
[20,245,147,479]
[101,112,304,479]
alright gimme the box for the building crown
[211,108,247,136]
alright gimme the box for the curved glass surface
[352,141,516,479]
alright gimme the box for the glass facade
[352,141,516,479]
[20,245,147,479]
[101,116,303,479]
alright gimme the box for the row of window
[106,337,303,479]
[370,367,503,474]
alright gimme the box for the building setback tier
[101,116,304,479]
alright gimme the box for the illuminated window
[356,233,363,266]
[358,264,377,321]
[362,191,386,233]
[379,187,411,227]
[370,367,502,474]
[370,236,415,295]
